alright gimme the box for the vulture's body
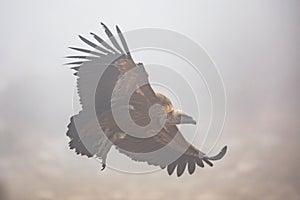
[66,23,227,177]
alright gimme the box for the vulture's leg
[96,130,127,170]
[99,141,113,170]
[96,129,114,170]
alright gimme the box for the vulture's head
[155,93,196,125]
[167,110,197,125]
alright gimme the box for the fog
[0,0,299,199]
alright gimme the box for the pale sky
[0,0,299,199]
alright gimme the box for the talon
[101,163,106,171]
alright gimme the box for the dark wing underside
[114,126,227,176]
[66,23,135,157]
[66,23,159,158]
[99,95,227,177]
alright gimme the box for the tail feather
[66,115,93,157]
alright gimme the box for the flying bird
[66,23,227,177]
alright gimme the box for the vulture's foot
[100,163,106,171]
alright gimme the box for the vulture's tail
[66,112,113,169]
[66,113,93,158]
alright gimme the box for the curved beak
[179,113,197,125]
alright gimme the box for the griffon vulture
[66,23,227,177]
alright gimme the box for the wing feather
[66,55,99,60]
[116,25,132,59]
[176,157,187,177]
[188,158,196,174]
[101,22,125,54]
[90,32,119,54]
[69,47,105,57]
[78,35,111,54]
[167,161,177,175]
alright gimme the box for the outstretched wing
[98,96,227,177]
[66,23,158,158]
[66,23,131,157]
[106,117,227,177]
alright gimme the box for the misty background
[0,0,299,199]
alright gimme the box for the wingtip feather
[176,159,187,177]
[208,145,227,161]
[167,162,177,175]
[187,160,196,175]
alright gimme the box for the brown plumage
[66,23,227,177]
